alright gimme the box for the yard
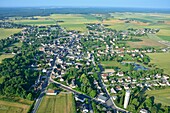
[101,60,130,71]
[37,93,76,113]
[0,28,22,39]
[146,87,170,106]
[0,54,14,63]
[147,53,170,75]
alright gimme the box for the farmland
[48,14,99,32]
[127,35,166,49]
[0,28,22,39]
[147,53,170,75]
[0,99,32,113]
[37,93,76,113]
[146,87,170,106]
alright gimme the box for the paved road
[32,56,57,113]
[50,77,126,113]
[98,64,128,113]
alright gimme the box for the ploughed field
[37,93,76,113]
[0,98,33,113]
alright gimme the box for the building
[140,109,148,113]
[97,94,108,103]
[124,90,130,109]
[46,89,57,95]
[75,95,85,103]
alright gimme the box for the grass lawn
[0,54,14,63]
[0,28,22,39]
[146,87,170,106]
[37,93,76,113]
[101,60,130,71]
[147,53,170,75]
[0,100,32,113]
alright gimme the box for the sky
[0,0,170,9]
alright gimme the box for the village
[0,21,170,113]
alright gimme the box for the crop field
[14,19,56,26]
[37,93,76,113]
[147,53,170,75]
[0,28,22,39]
[0,100,31,113]
[48,14,99,32]
[127,35,166,49]
[146,87,170,106]
[0,54,14,63]
[105,13,170,38]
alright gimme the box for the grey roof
[98,95,108,101]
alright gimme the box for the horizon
[0,0,170,9]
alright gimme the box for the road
[32,56,57,113]
[98,64,128,113]
[50,76,127,113]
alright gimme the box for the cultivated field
[146,87,170,106]
[127,35,166,48]
[0,100,32,113]
[0,54,14,63]
[147,53,170,75]
[0,28,22,39]
[37,93,76,113]
[48,14,99,32]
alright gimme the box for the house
[140,109,148,113]
[111,88,117,94]
[116,85,122,91]
[97,94,108,103]
[82,104,89,113]
[101,73,108,79]
[46,89,57,95]
[70,79,76,88]
[116,72,124,77]
[75,95,85,103]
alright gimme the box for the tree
[89,90,97,98]
[26,93,33,100]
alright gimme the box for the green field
[0,54,14,63]
[147,53,170,75]
[48,14,99,32]
[101,60,130,71]
[37,93,76,113]
[146,87,170,106]
[0,28,22,39]
[13,14,99,32]
[0,99,32,113]
[14,19,56,26]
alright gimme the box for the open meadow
[37,93,76,113]
[0,28,22,39]
[0,98,33,113]
[146,87,170,106]
[147,53,170,75]
[101,60,130,71]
